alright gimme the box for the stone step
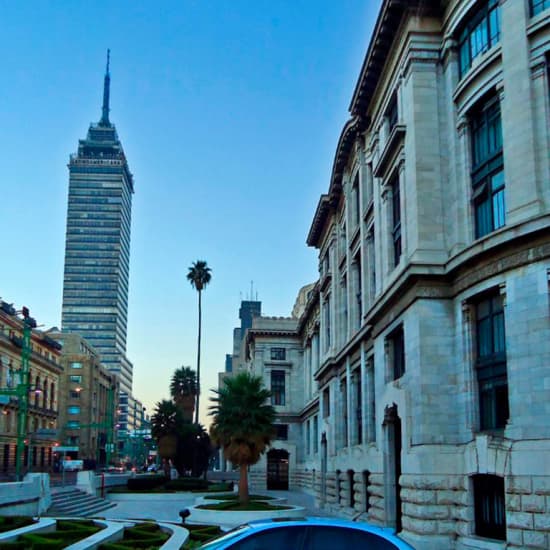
[47,487,117,517]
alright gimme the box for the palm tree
[151,399,181,475]
[209,372,275,504]
[170,366,197,422]
[187,260,212,424]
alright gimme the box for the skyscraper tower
[61,51,134,394]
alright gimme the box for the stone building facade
[49,332,119,467]
[0,301,62,476]
[234,1,550,548]
[300,1,550,548]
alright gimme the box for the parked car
[147,464,158,472]
[198,517,415,549]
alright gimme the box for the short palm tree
[151,400,181,472]
[209,372,275,504]
[187,260,212,424]
[170,366,197,422]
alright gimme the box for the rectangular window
[70,362,82,369]
[270,348,286,361]
[475,293,508,430]
[323,387,330,418]
[474,474,506,540]
[271,370,286,406]
[387,96,398,132]
[341,378,348,447]
[69,390,81,399]
[458,0,501,78]
[391,177,402,267]
[531,0,549,16]
[352,173,360,227]
[69,375,82,383]
[66,420,80,429]
[68,405,80,415]
[313,415,319,453]
[388,326,405,380]
[306,420,311,455]
[324,296,331,352]
[355,371,362,445]
[274,424,288,440]
[367,359,376,442]
[471,97,505,238]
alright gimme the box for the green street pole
[15,318,31,481]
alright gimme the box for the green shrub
[203,493,273,501]
[98,522,169,549]
[0,542,28,550]
[164,477,208,491]
[202,481,234,492]
[198,500,292,511]
[127,475,168,491]
[0,516,36,533]
[16,519,101,549]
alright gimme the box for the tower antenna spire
[100,49,111,126]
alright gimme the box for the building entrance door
[267,449,289,490]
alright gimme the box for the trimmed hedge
[127,475,168,491]
[198,500,292,511]
[203,493,274,501]
[99,522,169,550]
[182,524,223,549]
[164,477,208,491]
[0,517,36,534]
[12,519,101,549]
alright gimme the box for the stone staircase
[46,487,117,517]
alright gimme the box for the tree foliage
[209,371,275,503]
[170,366,197,421]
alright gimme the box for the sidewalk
[100,489,333,523]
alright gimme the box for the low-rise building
[49,331,119,468]
[0,301,62,476]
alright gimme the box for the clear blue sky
[0,1,380,423]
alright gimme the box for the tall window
[367,359,376,442]
[352,173,360,228]
[391,177,402,267]
[458,0,501,78]
[342,379,348,447]
[353,257,362,330]
[387,95,398,132]
[475,293,508,430]
[531,0,550,16]
[313,415,319,453]
[474,474,506,540]
[306,420,311,455]
[323,296,331,352]
[323,387,330,418]
[271,370,285,406]
[367,228,376,305]
[270,348,286,361]
[388,326,405,380]
[355,370,362,445]
[471,97,505,238]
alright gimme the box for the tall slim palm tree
[170,366,197,422]
[187,260,212,424]
[209,372,275,504]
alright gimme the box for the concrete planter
[188,503,306,527]
[194,494,287,506]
